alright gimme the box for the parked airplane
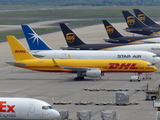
[0,97,60,120]
[6,36,158,80]
[133,9,160,27]
[102,19,160,43]
[59,23,160,55]
[21,24,160,64]
[122,11,160,36]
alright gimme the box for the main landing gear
[74,71,84,80]
[74,76,84,80]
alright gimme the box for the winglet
[59,23,86,47]
[21,25,52,50]
[52,59,59,67]
[68,54,72,59]
[6,36,36,61]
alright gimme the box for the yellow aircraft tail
[6,36,36,61]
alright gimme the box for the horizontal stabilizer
[6,62,27,66]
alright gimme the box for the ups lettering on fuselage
[108,63,138,69]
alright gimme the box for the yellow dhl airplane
[6,36,158,80]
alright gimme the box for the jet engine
[85,69,101,78]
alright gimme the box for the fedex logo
[108,63,138,69]
[14,50,28,53]
[0,101,15,113]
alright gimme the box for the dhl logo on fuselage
[108,63,138,69]
[0,101,15,113]
[127,16,135,26]
[138,14,145,22]
[106,25,114,34]
[14,50,28,53]
[66,33,75,43]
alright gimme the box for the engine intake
[85,69,101,78]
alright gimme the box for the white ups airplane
[0,97,60,119]
[21,25,160,64]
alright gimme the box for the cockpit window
[147,64,153,66]
[42,106,49,110]
[153,55,159,57]
[48,106,53,109]
[42,106,53,110]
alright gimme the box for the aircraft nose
[52,109,61,119]
[154,66,158,72]
[156,57,160,63]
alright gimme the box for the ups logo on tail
[127,16,135,26]
[106,25,114,34]
[138,14,145,22]
[66,33,75,43]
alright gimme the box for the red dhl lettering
[0,101,15,113]
[14,50,28,53]
[145,67,154,69]
[108,63,138,69]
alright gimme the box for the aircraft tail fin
[133,9,158,26]
[21,25,52,50]
[122,11,148,28]
[59,23,86,47]
[102,20,123,39]
[6,36,36,61]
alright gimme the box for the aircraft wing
[32,54,45,58]
[60,46,80,50]
[30,51,45,58]
[124,28,143,32]
[6,62,27,66]
[103,38,120,42]
[52,59,99,71]
[62,66,97,71]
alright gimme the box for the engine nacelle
[85,69,101,78]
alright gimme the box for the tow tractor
[144,84,160,100]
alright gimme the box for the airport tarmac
[0,20,160,120]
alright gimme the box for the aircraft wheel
[80,76,84,80]
[74,77,84,80]
[151,96,156,100]
[74,77,78,80]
